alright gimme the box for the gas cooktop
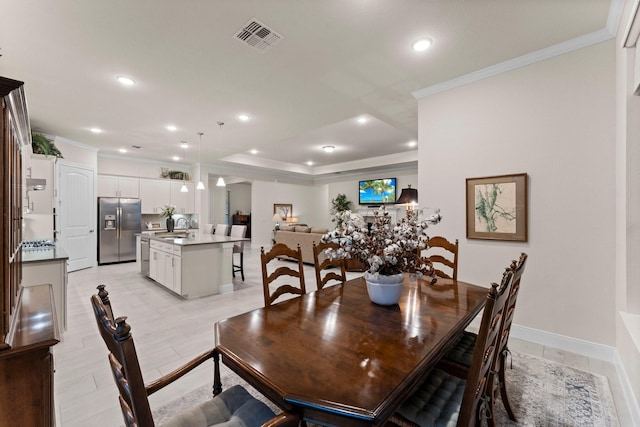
[22,239,56,251]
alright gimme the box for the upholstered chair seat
[394,369,465,427]
[442,331,476,366]
[161,385,275,427]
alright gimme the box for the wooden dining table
[213,275,487,426]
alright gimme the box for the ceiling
[0,0,613,178]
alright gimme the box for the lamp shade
[396,185,418,205]
[272,213,283,222]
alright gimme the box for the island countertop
[148,234,248,246]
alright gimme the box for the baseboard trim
[512,324,640,425]
[511,324,616,362]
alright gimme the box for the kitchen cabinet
[98,175,139,198]
[22,248,69,331]
[139,178,171,214]
[149,240,181,294]
[170,181,195,213]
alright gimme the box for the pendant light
[216,122,226,187]
[180,141,188,192]
[196,132,205,190]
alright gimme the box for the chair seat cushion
[395,368,465,427]
[161,385,276,427]
[444,331,477,366]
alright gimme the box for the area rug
[151,352,619,426]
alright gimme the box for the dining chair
[438,253,528,424]
[230,225,247,281]
[423,236,458,280]
[390,264,514,427]
[90,285,300,427]
[312,241,346,290]
[203,224,215,234]
[260,243,307,307]
[214,224,229,236]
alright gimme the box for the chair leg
[498,350,517,421]
[239,252,244,281]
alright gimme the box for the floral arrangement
[322,206,442,277]
[160,205,176,218]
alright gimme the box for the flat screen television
[358,177,397,205]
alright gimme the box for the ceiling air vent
[234,18,283,53]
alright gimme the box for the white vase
[364,272,404,305]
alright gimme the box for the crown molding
[412,0,625,101]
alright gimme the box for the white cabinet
[149,240,181,293]
[98,175,139,198]
[22,258,68,331]
[139,178,171,214]
[170,181,195,214]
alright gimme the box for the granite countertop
[148,233,248,246]
[22,246,69,263]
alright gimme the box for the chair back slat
[313,241,346,290]
[261,244,307,307]
[497,253,528,356]
[457,267,513,425]
[424,236,459,280]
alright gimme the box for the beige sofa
[274,225,329,264]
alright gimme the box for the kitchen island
[146,233,247,299]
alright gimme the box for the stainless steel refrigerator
[98,198,141,265]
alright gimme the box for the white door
[58,162,95,272]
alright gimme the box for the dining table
[213,275,487,426]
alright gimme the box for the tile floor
[53,245,634,426]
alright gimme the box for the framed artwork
[274,203,293,219]
[466,173,528,242]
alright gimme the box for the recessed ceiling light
[357,116,367,124]
[250,149,258,155]
[307,161,314,166]
[119,148,127,153]
[166,124,178,132]
[172,156,180,161]
[116,76,136,86]
[90,127,102,133]
[408,140,417,148]
[238,114,250,121]
[412,38,432,52]
[322,145,335,153]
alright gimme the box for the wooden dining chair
[390,265,514,427]
[214,224,229,236]
[230,225,247,281]
[423,236,458,280]
[438,252,528,424]
[312,241,346,290]
[91,285,300,427]
[261,243,307,307]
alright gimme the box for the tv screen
[359,178,397,205]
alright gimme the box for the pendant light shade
[196,132,205,190]
[180,183,188,192]
[216,122,226,187]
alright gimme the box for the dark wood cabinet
[0,76,59,426]
[232,213,251,238]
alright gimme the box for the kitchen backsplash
[142,213,198,230]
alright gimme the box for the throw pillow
[310,227,329,234]
[294,226,311,233]
[279,225,295,232]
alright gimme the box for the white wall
[98,155,192,179]
[418,41,616,345]
[228,183,251,216]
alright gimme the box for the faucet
[175,217,189,232]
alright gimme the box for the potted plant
[161,205,177,232]
[32,133,63,158]
[322,206,442,305]
[330,194,351,214]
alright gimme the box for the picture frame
[466,173,528,242]
[273,203,293,219]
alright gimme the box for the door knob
[89,229,95,233]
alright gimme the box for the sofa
[274,225,329,264]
